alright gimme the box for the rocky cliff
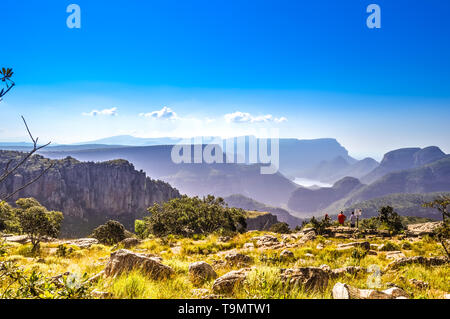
[0,151,180,236]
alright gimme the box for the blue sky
[1,0,449,159]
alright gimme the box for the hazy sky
[1,0,450,160]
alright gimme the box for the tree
[377,206,404,235]
[0,68,15,102]
[144,195,247,237]
[0,68,53,202]
[423,196,450,257]
[309,216,332,235]
[91,220,126,245]
[269,222,291,234]
[15,198,63,253]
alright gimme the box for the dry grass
[1,231,449,299]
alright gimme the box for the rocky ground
[1,222,449,299]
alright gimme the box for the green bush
[91,220,126,245]
[15,198,63,253]
[144,195,247,237]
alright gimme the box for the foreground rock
[64,238,99,249]
[337,241,370,251]
[386,256,448,271]
[332,282,409,299]
[280,267,329,292]
[252,235,283,249]
[298,231,316,244]
[104,249,174,279]
[189,261,217,283]
[2,235,29,244]
[120,238,141,249]
[212,268,250,294]
[224,253,253,266]
[329,266,365,278]
[406,222,442,237]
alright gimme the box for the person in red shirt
[338,211,346,226]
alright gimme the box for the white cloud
[224,111,287,124]
[82,107,118,116]
[139,106,178,120]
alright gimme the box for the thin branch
[1,163,54,202]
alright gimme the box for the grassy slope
[1,231,448,299]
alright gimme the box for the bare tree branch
[1,163,54,202]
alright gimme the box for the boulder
[385,251,406,260]
[91,290,112,299]
[330,266,364,278]
[243,243,255,249]
[224,253,253,266]
[386,256,448,271]
[409,278,429,289]
[336,241,370,251]
[253,235,281,248]
[212,268,250,294]
[120,238,141,249]
[65,238,99,249]
[188,261,217,283]
[104,249,174,279]
[280,267,329,292]
[332,282,409,299]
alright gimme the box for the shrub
[309,216,331,235]
[270,222,291,234]
[15,198,63,253]
[134,219,148,239]
[360,217,380,231]
[144,195,247,237]
[380,241,400,251]
[91,220,126,245]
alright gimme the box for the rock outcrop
[406,222,442,237]
[104,249,174,279]
[224,253,253,266]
